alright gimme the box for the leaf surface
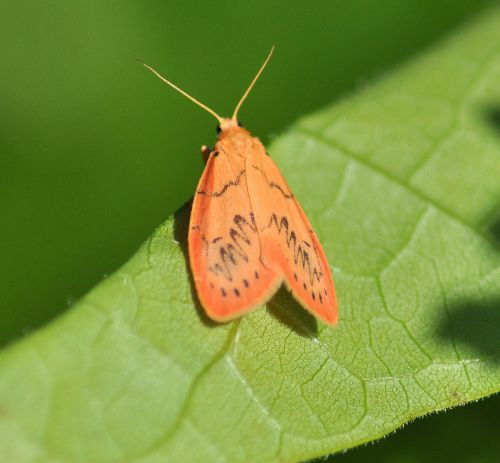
[1,9,500,463]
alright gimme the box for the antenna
[231,46,274,121]
[137,58,223,123]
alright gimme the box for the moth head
[217,119,244,134]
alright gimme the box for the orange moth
[140,48,338,325]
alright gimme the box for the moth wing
[246,142,338,325]
[188,149,281,322]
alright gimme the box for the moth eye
[216,124,221,134]
[237,120,244,127]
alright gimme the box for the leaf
[1,9,500,463]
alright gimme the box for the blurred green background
[1,0,498,461]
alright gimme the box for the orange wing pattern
[246,138,337,325]
[188,133,280,322]
[141,47,337,324]
[189,126,337,325]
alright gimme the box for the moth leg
[201,145,212,163]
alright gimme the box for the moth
[140,48,338,325]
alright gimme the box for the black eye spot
[243,279,249,287]
[319,293,323,304]
[324,289,327,295]
[221,288,226,297]
[216,125,221,134]
[311,291,315,300]
[255,271,259,280]
[237,120,244,127]
[234,288,240,297]
[303,282,307,291]
[293,272,298,281]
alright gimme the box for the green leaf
[1,9,500,462]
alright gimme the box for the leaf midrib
[297,127,498,252]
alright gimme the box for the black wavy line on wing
[207,213,257,281]
[267,213,322,286]
[196,169,246,198]
[250,164,293,199]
